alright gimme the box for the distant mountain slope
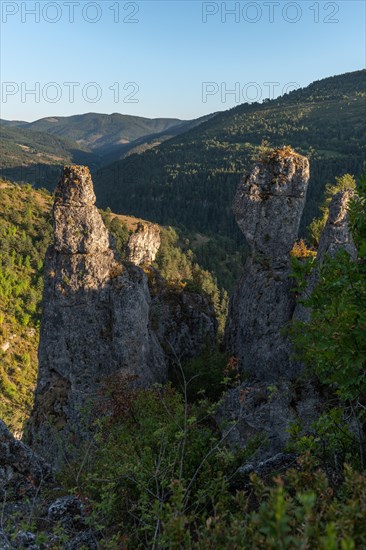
[0,124,100,185]
[100,113,215,165]
[0,119,28,127]
[0,112,213,182]
[24,112,192,153]
[94,70,366,236]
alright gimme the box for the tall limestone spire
[225,147,310,380]
[27,166,167,466]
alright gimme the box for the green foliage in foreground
[2,172,366,547]
[290,176,366,470]
[62,380,366,549]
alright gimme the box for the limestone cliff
[219,149,318,461]
[27,166,217,466]
[0,419,102,548]
[148,269,217,365]
[0,419,53,501]
[27,166,167,465]
[317,189,356,260]
[225,147,310,381]
[220,152,358,463]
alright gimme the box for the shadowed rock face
[126,222,161,266]
[27,166,168,466]
[27,166,217,468]
[218,150,317,462]
[225,149,310,381]
[148,269,217,364]
[0,419,53,501]
[0,419,103,547]
[294,188,357,323]
[219,161,359,464]
[217,379,320,462]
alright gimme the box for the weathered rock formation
[294,188,357,323]
[149,269,217,365]
[218,379,320,461]
[126,222,161,265]
[218,149,322,461]
[27,166,217,467]
[27,166,168,465]
[0,420,100,548]
[225,148,310,381]
[0,419,53,501]
[317,189,357,260]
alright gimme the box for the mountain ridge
[93,69,366,238]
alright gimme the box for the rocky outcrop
[28,166,217,467]
[294,188,357,323]
[217,379,320,461]
[0,420,100,548]
[148,269,217,365]
[218,149,318,463]
[27,166,168,466]
[225,148,310,381]
[0,419,53,501]
[126,222,161,265]
[317,189,356,260]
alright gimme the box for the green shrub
[64,378,366,549]
[290,175,366,467]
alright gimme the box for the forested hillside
[0,113,213,184]
[94,70,366,236]
[0,124,100,185]
[0,182,52,429]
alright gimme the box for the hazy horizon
[1,67,364,124]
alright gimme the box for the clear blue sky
[1,0,365,121]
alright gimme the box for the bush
[64,378,366,549]
[290,175,366,468]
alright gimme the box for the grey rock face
[0,419,99,548]
[12,531,38,550]
[0,530,10,550]
[317,189,357,261]
[236,452,298,479]
[0,419,53,501]
[48,496,84,529]
[225,149,310,381]
[217,380,319,462]
[27,166,168,466]
[294,189,357,323]
[126,222,161,266]
[149,270,217,365]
